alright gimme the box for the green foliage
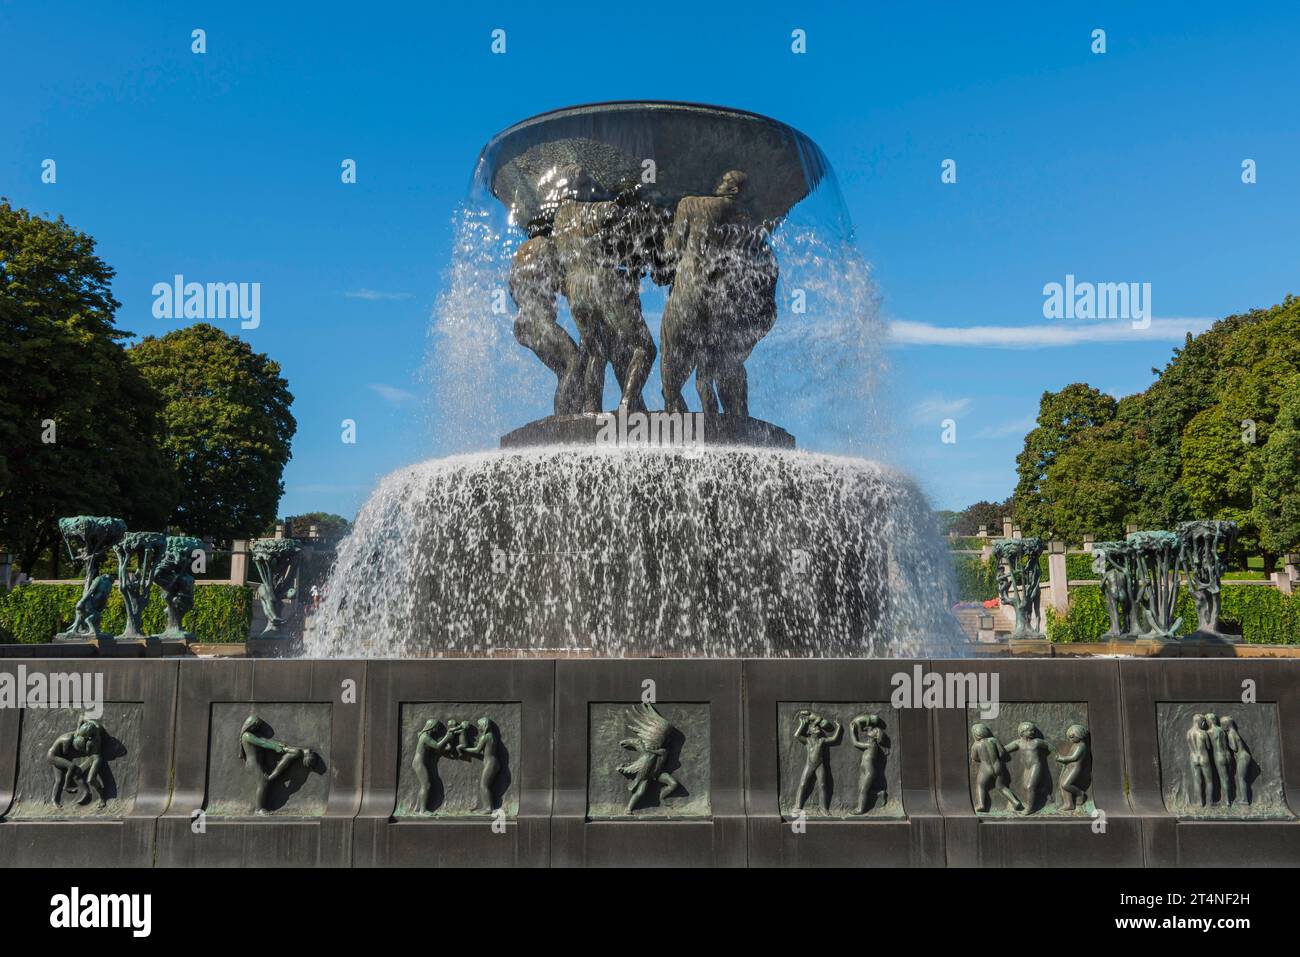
[1037,420,1146,543]
[0,583,252,644]
[1029,552,1096,583]
[0,200,176,574]
[1253,389,1300,554]
[1046,584,1300,644]
[129,324,296,539]
[950,499,1012,537]
[1013,384,1118,537]
[934,510,960,534]
[1009,298,1300,562]
[279,512,352,540]
[952,554,998,601]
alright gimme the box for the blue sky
[3,2,1297,518]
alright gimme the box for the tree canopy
[1010,296,1300,559]
[129,323,297,541]
[0,200,175,572]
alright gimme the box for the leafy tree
[951,499,1013,536]
[1036,420,1145,543]
[1012,384,1118,536]
[1132,298,1300,530]
[1253,389,1300,558]
[934,510,960,534]
[1179,404,1257,530]
[279,512,352,540]
[0,200,175,574]
[129,324,296,541]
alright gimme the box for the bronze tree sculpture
[54,516,127,641]
[250,538,302,638]
[113,531,166,641]
[150,535,205,643]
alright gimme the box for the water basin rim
[482,99,821,149]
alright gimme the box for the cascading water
[305,448,959,657]
[303,102,963,658]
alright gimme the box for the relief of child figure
[970,723,1023,813]
[849,713,890,814]
[1055,724,1092,811]
[1003,721,1053,814]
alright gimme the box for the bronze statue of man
[510,213,583,415]
[551,168,655,413]
[660,169,777,417]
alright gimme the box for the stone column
[1047,540,1070,614]
[1274,554,1297,596]
[1001,517,1013,539]
[230,540,249,586]
[977,612,997,643]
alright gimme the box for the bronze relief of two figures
[412,715,502,814]
[789,708,890,816]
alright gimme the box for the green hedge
[0,583,253,644]
[952,555,998,602]
[1047,584,1300,644]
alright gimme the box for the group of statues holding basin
[510,167,778,418]
[993,520,1240,641]
[48,515,303,643]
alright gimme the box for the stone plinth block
[354,659,552,867]
[155,659,363,867]
[933,658,1142,867]
[551,659,744,867]
[0,660,178,866]
[1119,659,1300,866]
[745,659,943,867]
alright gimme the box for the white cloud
[345,289,413,301]
[913,395,972,422]
[887,316,1216,348]
[368,383,418,404]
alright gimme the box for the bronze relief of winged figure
[616,703,683,814]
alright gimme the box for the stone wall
[2,658,1298,866]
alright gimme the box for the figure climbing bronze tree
[54,516,127,641]
[1092,540,1136,639]
[992,537,1044,639]
[1177,520,1239,640]
[250,537,302,638]
[150,535,204,643]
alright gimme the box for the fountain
[6,104,1299,873]
[304,101,960,658]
